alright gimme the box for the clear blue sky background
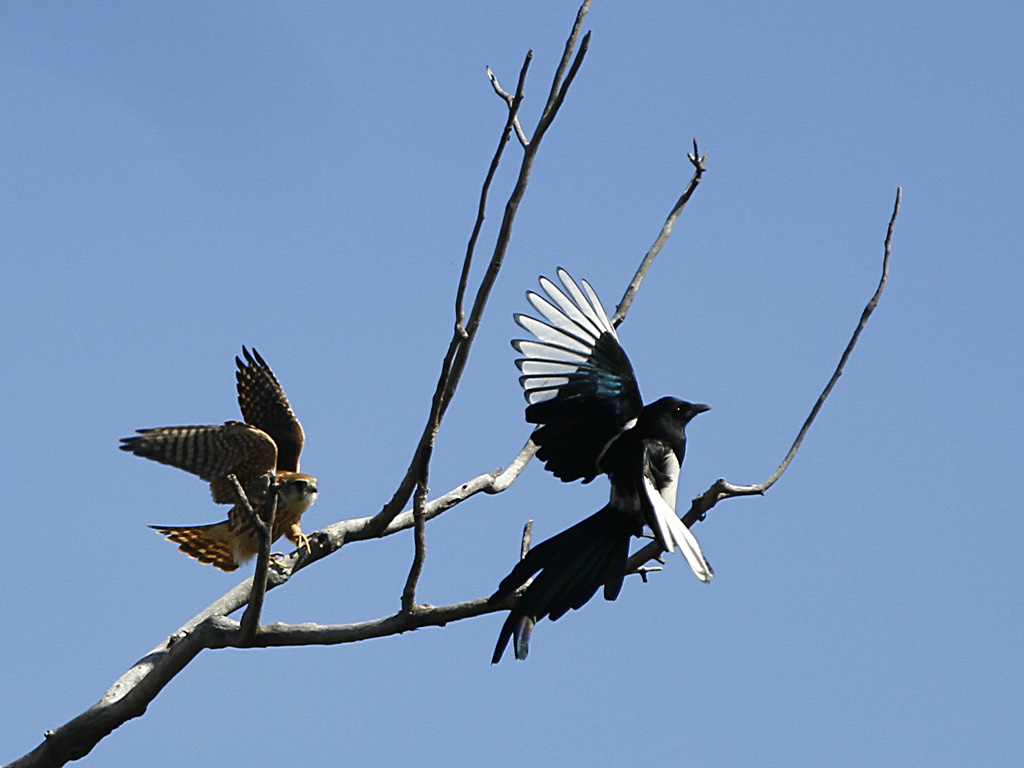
[2,2,1021,766]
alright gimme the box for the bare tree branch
[8,592,521,768]
[206,595,518,649]
[401,479,430,613]
[625,187,902,574]
[540,0,592,132]
[6,4,594,757]
[461,55,532,328]
[182,439,540,634]
[238,476,277,641]
[7,4,897,763]
[8,442,540,768]
[367,2,591,541]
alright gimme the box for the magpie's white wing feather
[537,271,610,341]
[515,315,593,356]
[513,339,589,365]
[579,278,616,336]
[554,268,616,339]
[518,360,581,376]
[527,291,601,344]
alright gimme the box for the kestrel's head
[277,473,318,513]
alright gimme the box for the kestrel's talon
[286,520,313,554]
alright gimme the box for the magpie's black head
[640,396,710,447]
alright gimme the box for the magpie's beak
[692,403,711,415]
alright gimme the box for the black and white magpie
[491,268,712,662]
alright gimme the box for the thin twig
[460,55,532,327]
[381,54,531,581]
[613,140,707,326]
[366,53,531,541]
[487,65,530,148]
[520,520,534,560]
[744,186,900,494]
[537,30,590,137]
[227,473,260,533]
[401,480,430,613]
[540,0,591,129]
[636,565,663,583]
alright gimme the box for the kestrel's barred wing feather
[119,421,277,504]
[514,268,644,483]
[236,347,305,472]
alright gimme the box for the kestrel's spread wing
[236,346,305,472]
[122,349,318,571]
[120,421,278,505]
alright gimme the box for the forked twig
[487,65,530,148]
[367,2,590,544]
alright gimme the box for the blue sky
[2,2,1021,766]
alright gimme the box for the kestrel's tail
[150,521,242,572]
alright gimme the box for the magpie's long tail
[490,505,640,663]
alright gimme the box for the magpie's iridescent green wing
[513,269,643,483]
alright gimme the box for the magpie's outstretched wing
[513,269,643,483]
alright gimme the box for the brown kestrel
[121,348,318,571]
